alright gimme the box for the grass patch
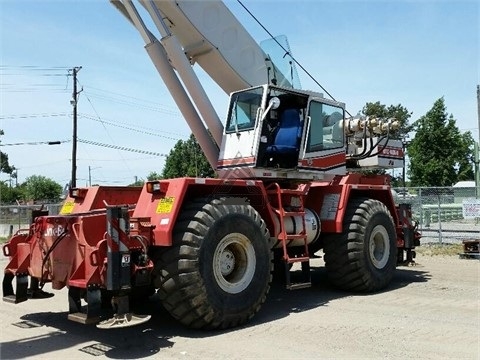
[0,236,8,244]
[415,243,464,257]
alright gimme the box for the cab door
[217,87,265,170]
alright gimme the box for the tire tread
[155,197,272,329]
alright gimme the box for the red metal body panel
[3,231,30,275]
[132,177,272,246]
[3,176,415,300]
[60,186,142,215]
[28,214,108,289]
[217,156,256,168]
[3,187,143,290]
[132,175,400,247]
[305,173,397,234]
[298,151,346,170]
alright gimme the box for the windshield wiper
[233,96,239,135]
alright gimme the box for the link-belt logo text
[44,225,65,237]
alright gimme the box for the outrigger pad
[3,274,28,304]
[96,313,151,329]
[28,289,54,299]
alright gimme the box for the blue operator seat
[265,108,303,167]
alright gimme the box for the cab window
[306,101,344,152]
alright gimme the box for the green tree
[162,134,215,178]
[456,131,475,181]
[128,171,163,186]
[147,171,162,181]
[128,178,144,187]
[0,181,24,204]
[0,130,14,174]
[408,97,474,186]
[23,175,63,202]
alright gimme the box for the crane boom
[151,0,269,94]
[111,0,282,170]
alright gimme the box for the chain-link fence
[1,187,479,243]
[393,186,480,244]
[0,204,62,238]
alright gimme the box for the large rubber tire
[154,197,273,329]
[323,198,397,292]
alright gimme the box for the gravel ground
[1,253,479,360]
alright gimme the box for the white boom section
[151,0,269,94]
[112,0,220,169]
[140,0,224,147]
[111,0,272,170]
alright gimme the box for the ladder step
[274,210,305,217]
[278,234,307,241]
[266,189,305,196]
[284,260,311,290]
[287,282,311,290]
[286,256,309,263]
[280,189,305,195]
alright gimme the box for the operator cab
[217,85,347,180]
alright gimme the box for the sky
[0,0,478,187]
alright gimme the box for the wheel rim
[369,225,390,269]
[213,233,256,294]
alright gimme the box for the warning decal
[156,197,175,214]
[60,201,75,215]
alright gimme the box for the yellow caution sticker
[156,197,174,214]
[60,201,75,215]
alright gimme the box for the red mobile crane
[3,0,419,329]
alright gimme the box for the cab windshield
[225,87,264,133]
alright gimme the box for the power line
[236,0,352,117]
[19,160,72,169]
[79,84,134,176]
[0,140,69,146]
[0,113,70,120]
[80,113,187,137]
[77,156,158,162]
[0,66,71,94]
[83,90,183,116]
[0,73,67,77]
[78,138,167,157]
[83,85,172,107]
[78,113,184,141]
[0,88,69,93]
[0,65,71,70]
[0,111,187,139]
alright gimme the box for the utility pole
[88,165,100,186]
[476,85,480,197]
[477,85,480,140]
[89,165,92,187]
[70,66,82,188]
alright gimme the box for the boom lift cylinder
[140,0,224,146]
[116,0,220,168]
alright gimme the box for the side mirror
[269,97,280,110]
[259,97,281,124]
